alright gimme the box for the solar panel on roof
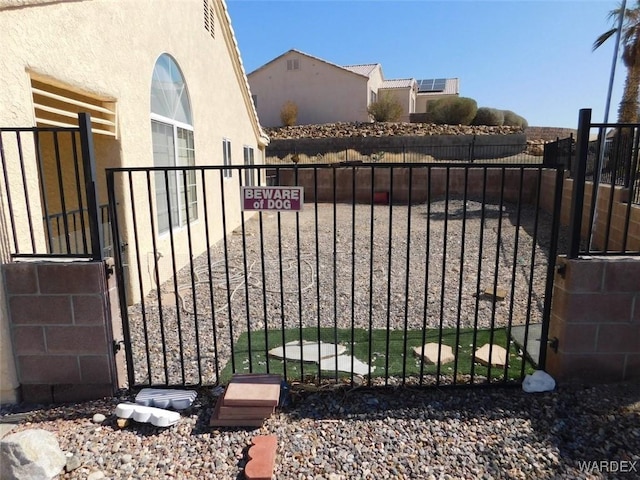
[418,78,447,93]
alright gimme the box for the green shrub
[280,101,298,127]
[368,92,403,122]
[502,110,528,128]
[430,97,478,125]
[472,107,504,126]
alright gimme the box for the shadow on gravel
[283,382,640,478]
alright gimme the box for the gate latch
[113,340,125,355]
[548,337,559,353]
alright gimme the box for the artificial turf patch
[220,326,535,384]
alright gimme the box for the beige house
[248,49,459,126]
[0,0,267,404]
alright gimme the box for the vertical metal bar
[276,168,287,381]
[15,132,36,253]
[127,171,152,385]
[586,128,605,252]
[34,130,54,253]
[503,168,524,383]
[419,166,432,385]
[332,166,338,382]
[401,167,413,385]
[70,131,88,254]
[520,168,543,380]
[384,167,395,386]
[237,167,253,374]
[538,165,565,369]
[164,169,186,385]
[367,166,375,386]
[294,166,304,380]
[107,169,136,388]
[604,127,623,251]
[314,166,322,383]
[470,167,488,384]
[0,133,19,252]
[486,168,506,383]
[350,165,357,386]
[621,129,640,252]
[78,114,103,259]
[435,167,450,386]
[568,109,592,258]
[146,170,168,385]
[452,167,469,385]
[256,170,270,375]
[183,167,202,385]
[200,169,221,383]
[219,170,236,375]
[52,131,72,254]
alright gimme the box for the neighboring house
[0,0,267,404]
[248,49,459,127]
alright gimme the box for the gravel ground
[1,381,639,479]
[126,200,563,386]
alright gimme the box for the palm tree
[593,0,640,123]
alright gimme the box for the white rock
[522,370,556,393]
[0,429,66,480]
[87,471,106,480]
[92,413,106,424]
[319,355,374,376]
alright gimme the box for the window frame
[223,138,232,179]
[243,145,255,187]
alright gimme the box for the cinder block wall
[546,256,640,382]
[3,260,119,403]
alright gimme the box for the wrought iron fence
[0,113,103,260]
[567,109,640,257]
[107,160,565,389]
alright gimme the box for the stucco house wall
[0,0,266,403]
[249,50,374,127]
[379,85,416,123]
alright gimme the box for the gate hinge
[113,340,125,355]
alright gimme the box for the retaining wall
[267,133,527,161]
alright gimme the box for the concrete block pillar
[546,256,640,383]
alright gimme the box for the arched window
[150,54,197,234]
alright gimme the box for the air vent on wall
[204,0,215,39]
[30,76,116,136]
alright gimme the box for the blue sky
[226,0,628,129]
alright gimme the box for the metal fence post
[78,112,104,260]
[567,109,592,258]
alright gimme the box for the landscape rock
[92,413,106,424]
[522,370,556,393]
[264,122,524,140]
[0,429,66,480]
[65,454,82,472]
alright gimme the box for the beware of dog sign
[241,186,304,212]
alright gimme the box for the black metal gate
[107,159,565,389]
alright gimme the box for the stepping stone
[412,343,455,365]
[135,388,197,410]
[223,382,280,407]
[245,435,278,480]
[268,341,346,362]
[474,344,508,367]
[483,286,507,301]
[318,354,375,375]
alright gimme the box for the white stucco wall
[0,0,265,402]
[249,51,372,126]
